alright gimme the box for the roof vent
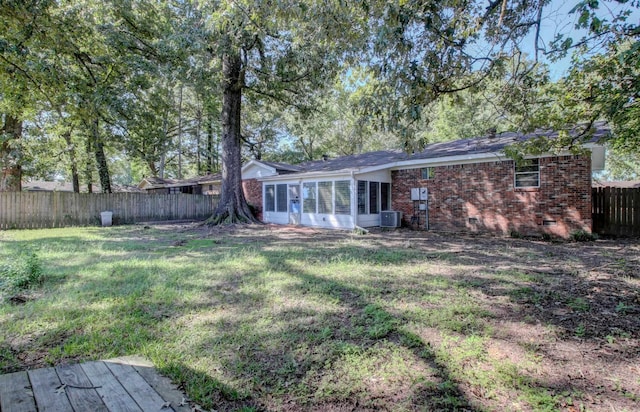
[322,154,329,161]
[487,127,497,139]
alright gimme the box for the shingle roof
[277,122,610,174]
[141,176,177,187]
[297,150,408,172]
[258,161,304,173]
[408,121,610,162]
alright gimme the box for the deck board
[27,368,74,412]
[0,356,191,412]
[80,361,142,412]
[0,371,36,412]
[103,361,168,411]
[108,356,191,412]
[56,364,108,412]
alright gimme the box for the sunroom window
[303,182,317,214]
[265,185,275,212]
[369,182,379,214]
[276,184,288,212]
[334,180,351,215]
[318,181,333,214]
[357,181,367,214]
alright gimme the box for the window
[335,180,351,215]
[265,185,275,212]
[303,182,317,214]
[421,167,435,180]
[369,182,379,214]
[357,181,367,214]
[515,159,540,188]
[276,184,288,212]
[318,181,333,214]
[381,182,390,211]
[358,180,387,214]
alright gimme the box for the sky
[528,0,640,80]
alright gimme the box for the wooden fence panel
[0,193,219,230]
[592,187,640,236]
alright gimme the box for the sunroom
[259,170,392,230]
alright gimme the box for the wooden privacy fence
[592,187,640,236]
[0,192,220,230]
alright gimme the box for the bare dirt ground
[183,223,640,411]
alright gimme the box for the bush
[0,252,43,293]
[509,230,523,239]
[570,230,598,242]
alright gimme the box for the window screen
[276,184,288,212]
[381,182,390,211]
[357,181,367,214]
[334,180,351,215]
[303,182,316,213]
[369,181,379,214]
[265,185,275,212]
[318,181,333,214]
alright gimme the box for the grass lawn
[1,224,639,411]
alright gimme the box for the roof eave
[258,168,359,181]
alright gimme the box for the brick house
[242,124,607,238]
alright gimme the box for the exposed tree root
[206,203,262,226]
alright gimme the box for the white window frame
[421,167,435,180]
[514,159,540,188]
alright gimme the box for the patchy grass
[0,224,639,411]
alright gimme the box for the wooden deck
[0,356,192,412]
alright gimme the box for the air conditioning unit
[380,211,402,228]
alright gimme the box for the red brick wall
[242,178,263,221]
[391,155,592,238]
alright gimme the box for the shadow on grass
[1,226,639,411]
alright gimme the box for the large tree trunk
[85,136,94,193]
[206,109,216,173]
[177,84,183,179]
[208,52,258,224]
[62,131,80,193]
[195,105,202,175]
[92,118,112,193]
[0,114,22,192]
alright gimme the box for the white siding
[355,170,391,183]
[243,163,277,179]
[356,214,381,228]
[263,211,289,225]
[302,213,355,229]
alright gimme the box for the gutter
[257,168,361,182]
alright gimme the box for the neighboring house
[138,174,222,195]
[243,124,608,238]
[593,180,640,188]
[23,181,76,192]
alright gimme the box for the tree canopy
[1,0,638,205]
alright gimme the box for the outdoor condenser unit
[380,211,402,228]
